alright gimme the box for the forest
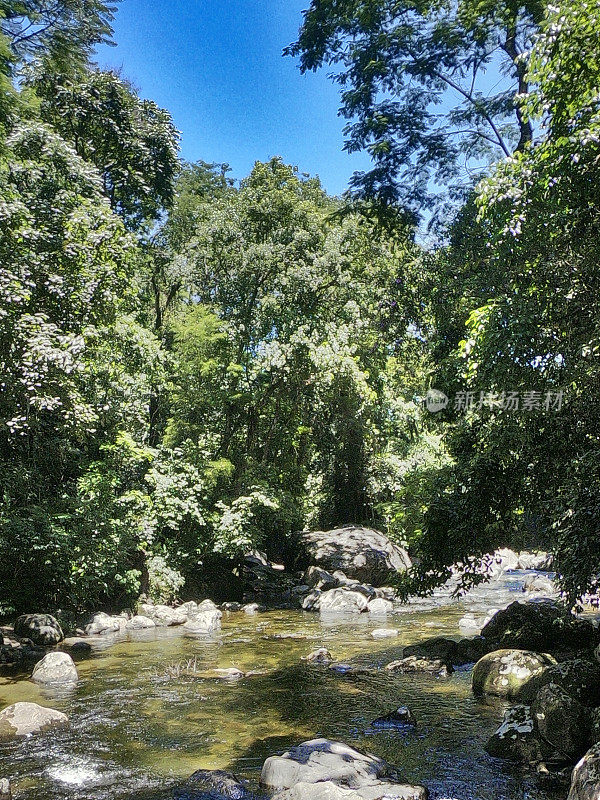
[1,0,599,619]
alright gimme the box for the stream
[0,570,574,800]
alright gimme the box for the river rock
[567,742,600,800]
[274,781,425,800]
[386,656,452,677]
[300,526,411,586]
[61,637,92,652]
[84,612,127,635]
[13,614,63,646]
[518,659,600,706]
[0,779,9,799]
[184,608,222,634]
[472,649,555,699]
[518,552,554,571]
[403,637,458,667]
[0,702,68,738]
[487,548,520,576]
[481,600,595,653]
[523,575,556,595]
[485,705,550,762]
[303,566,339,591]
[174,768,255,800]
[319,588,369,614]
[302,591,322,611]
[222,602,242,612]
[151,605,188,626]
[260,738,425,800]
[372,706,416,728]
[126,615,156,630]
[372,629,399,639]
[31,652,78,685]
[242,603,265,615]
[304,648,333,665]
[368,598,393,615]
[532,682,591,760]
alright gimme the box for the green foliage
[286,0,540,210]
[33,68,180,229]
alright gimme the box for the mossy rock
[473,649,556,699]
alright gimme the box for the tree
[0,0,117,70]
[400,0,600,602]
[33,68,180,230]
[286,0,542,212]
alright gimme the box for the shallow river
[0,572,574,800]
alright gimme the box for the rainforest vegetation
[1,0,599,615]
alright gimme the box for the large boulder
[517,659,600,706]
[31,652,78,685]
[260,739,425,800]
[150,605,188,626]
[84,612,127,636]
[481,600,595,653]
[568,743,600,800]
[0,702,68,738]
[532,682,591,761]
[485,705,550,762]
[319,588,369,614]
[301,527,411,586]
[517,551,554,571]
[13,614,63,646]
[303,566,339,591]
[126,615,156,630]
[473,649,555,699]
[184,607,222,635]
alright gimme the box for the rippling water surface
[0,571,577,799]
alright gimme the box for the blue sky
[95,0,372,196]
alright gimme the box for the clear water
[0,572,574,799]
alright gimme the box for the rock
[592,708,600,745]
[518,659,600,706]
[472,649,555,699]
[386,656,452,677]
[179,601,199,615]
[13,614,63,646]
[487,548,520,576]
[567,742,600,800]
[31,651,78,685]
[304,648,333,665]
[174,769,254,800]
[213,668,245,680]
[222,602,242,612]
[372,629,399,639]
[84,612,127,636]
[485,705,550,762]
[302,591,322,612]
[454,637,488,665]
[184,608,222,634]
[523,575,556,595]
[0,778,9,799]
[319,588,369,614]
[403,637,458,667]
[481,600,595,653]
[260,738,425,800]
[126,615,156,630]
[242,603,265,615]
[0,702,68,738]
[367,598,393,615]
[151,605,188,626]
[372,706,416,728]
[303,566,339,591]
[518,552,554,571]
[300,526,411,586]
[273,781,425,800]
[61,637,92,652]
[532,682,591,760]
